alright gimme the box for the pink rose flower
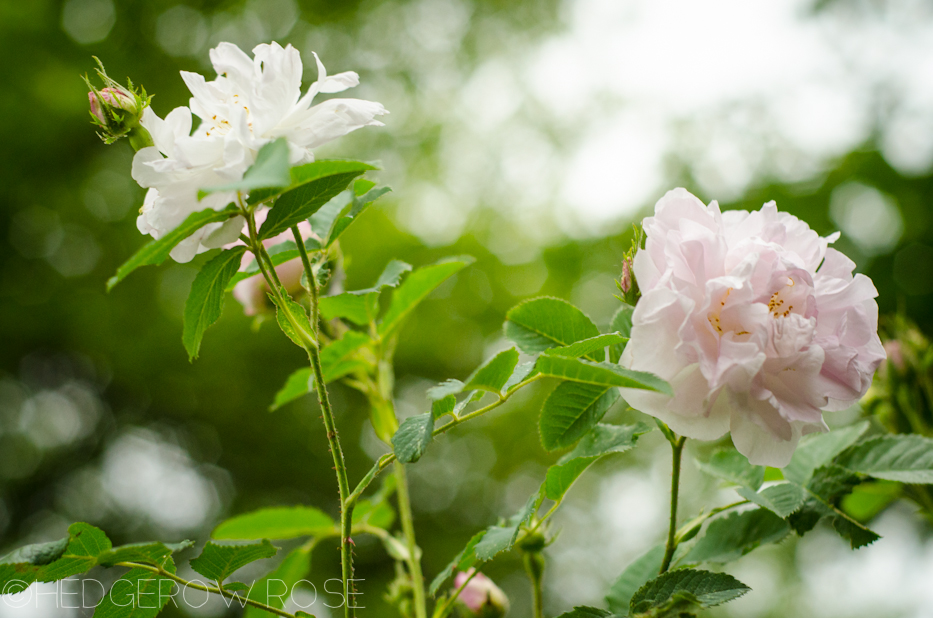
[452,569,509,617]
[620,189,885,466]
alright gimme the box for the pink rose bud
[452,570,509,618]
[620,258,632,294]
[84,58,153,149]
[88,91,105,123]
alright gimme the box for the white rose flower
[620,189,886,466]
[134,106,248,263]
[131,41,387,262]
[181,41,387,163]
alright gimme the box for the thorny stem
[349,373,546,501]
[116,562,297,618]
[660,434,687,574]
[245,203,355,618]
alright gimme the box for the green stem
[349,374,545,501]
[248,210,355,618]
[660,435,686,574]
[394,460,427,618]
[523,551,545,618]
[291,225,318,334]
[116,562,297,618]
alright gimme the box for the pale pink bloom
[231,211,314,316]
[452,569,508,617]
[619,189,885,466]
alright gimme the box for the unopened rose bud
[84,58,153,149]
[453,570,509,618]
[619,258,632,294]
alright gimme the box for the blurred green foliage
[1,1,932,617]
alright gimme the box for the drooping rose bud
[84,58,153,150]
[452,569,509,618]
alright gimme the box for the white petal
[201,215,245,249]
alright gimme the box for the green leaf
[608,304,634,363]
[226,238,322,292]
[351,500,395,530]
[504,297,602,360]
[1,538,69,593]
[783,421,870,485]
[307,180,389,246]
[630,569,750,616]
[200,138,291,199]
[788,465,880,548]
[685,508,789,564]
[392,413,434,463]
[535,355,672,395]
[0,524,115,591]
[378,256,475,337]
[542,457,598,502]
[431,395,457,420]
[834,434,933,483]
[735,483,807,518]
[317,294,373,325]
[545,333,627,360]
[696,448,765,490]
[320,331,371,380]
[606,545,665,614]
[322,186,392,246]
[189,540,278,582]
[244,545,313,618]
[555,607,618,618]
[259,162,377,239]
[273,294,314,348]
[37,523,113,582]
[213,507,335,540]
[107,205,240,291]
[540,382,620,451]
[463,348,520,394]
[560,423,654,462]
[428,531,485,596]
[183,247,248,360]
[270,368,314,411]
[318,260,412,325]
[428,380,465,401]
[97,541,193,569]
[841,481,901,523]
[473,492,542,561]
[541,424,651,503]
[309,180,391,247]
[504,361,536,392]
[93,559,177,618]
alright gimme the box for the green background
[1,1,931,616]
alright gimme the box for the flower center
[767,277,796,319]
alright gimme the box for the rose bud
[452,569,509,618]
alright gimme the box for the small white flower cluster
[131,42,387,263]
